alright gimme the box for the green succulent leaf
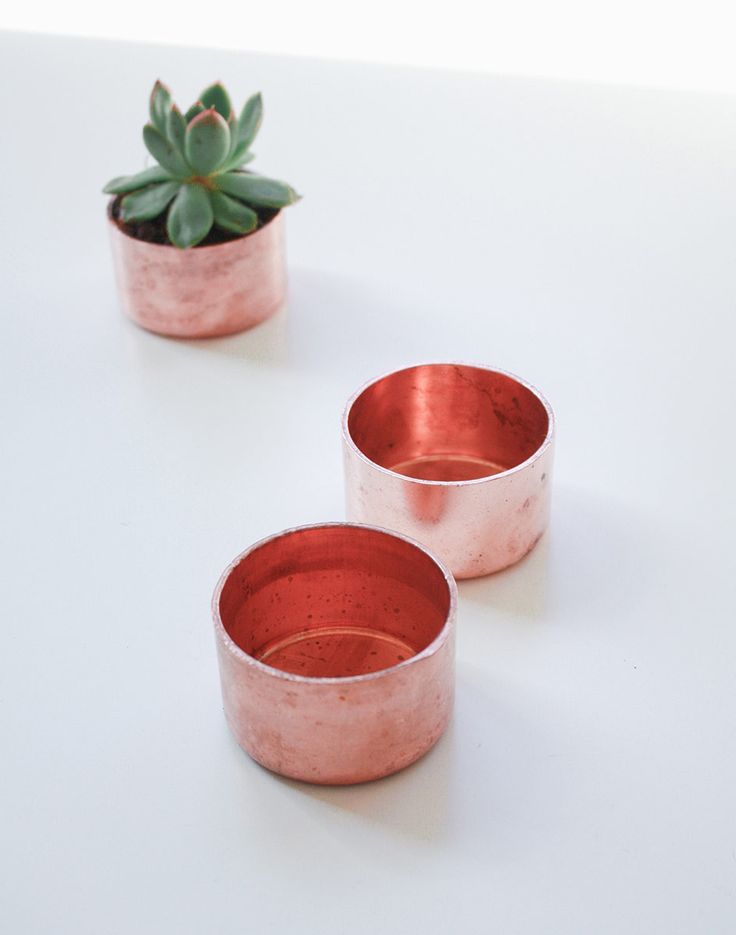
[120,181,181,222]
[149,80,172,135]
[103,165,172,194]
[236,92,263,151]
[166,104,187,157]
[200,82,232,121]
[185,101,205,123]
[210,191,258,234]
[185,108,231,175]
[226,112,238,153]
[166,183,214,248]
[143,123,190,177]
[104,84,299,222]
[220,142,256,172]
[216,171,299,208]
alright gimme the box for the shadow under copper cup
[342,363,555,579]
[212,523,456,785]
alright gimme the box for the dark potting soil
[109,197,278,247]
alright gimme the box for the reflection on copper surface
[213,523,456,785]
[108,209,286,339]
[343,364,555,578]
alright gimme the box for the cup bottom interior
[255,624,417,677]
[218,525,451,678]
[388,452,510,481]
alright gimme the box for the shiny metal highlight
[108,210,286,338]
[343,363,555,578]
[212,523,456,785]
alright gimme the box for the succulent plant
[104,81,299,248]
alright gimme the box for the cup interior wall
[218,526,451,679]
[347,364,550,481]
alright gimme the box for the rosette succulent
[104,81,299,248]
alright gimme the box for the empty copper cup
[343,363,554,578]
[212,523,456,785]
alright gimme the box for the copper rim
[212,521,456,685]
[342,361,554,487]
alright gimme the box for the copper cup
[108,209,286,338]
[212,523,456,785]
[342,363,554,579]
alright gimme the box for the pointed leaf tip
[149,80,173,135]
[215,171,298,208]
[103,165,173,194]
[200,82,233,121]
[236,92,264,151]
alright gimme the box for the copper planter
[212,523,456,785]
[108,210,286,338]
[343,363,554,579]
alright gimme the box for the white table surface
[2,30,735,935]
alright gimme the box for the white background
[2,19,736,935]
[3,0,736,93]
